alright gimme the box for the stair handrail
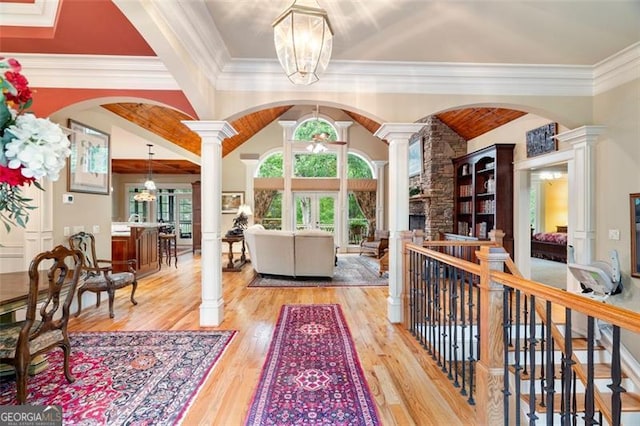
[504,253,617,426]
[403,239,640,425]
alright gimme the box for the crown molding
[4,42,639,97]
[0,0,60,27]
[150,0,229,82]
[593,42,640,95]
[4,54,179,90]
[218,59,596,96]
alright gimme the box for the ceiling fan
[294,106,347,153]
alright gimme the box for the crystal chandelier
[272,0,333,85]
[134,144,156,202]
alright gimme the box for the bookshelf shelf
[452,144,515,256]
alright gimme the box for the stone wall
[409,116,467,240]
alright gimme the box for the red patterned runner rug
[245,304,380,425]
[0,330,236,425]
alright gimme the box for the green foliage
[257,153,283,177]
[0,183,35,232]
[348,193,365,219]
[347,153,373,178]
[318,197,334,224]
[294,119,337,142]
[294,153,337,177]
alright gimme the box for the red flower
[4,71,32,105]
[6,58,21,73]
[0,165,35,187]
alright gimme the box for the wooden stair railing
[504,256,620,426]
[403,233,640,425]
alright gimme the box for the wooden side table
[378,248,389,277]
[222,235,247,272]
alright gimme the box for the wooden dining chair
[68,231,138,318]
[0,245,83,404]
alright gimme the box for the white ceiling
[205,0,640,66]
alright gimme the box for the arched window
[291,118,339,178]
[293,118,338,142]
[347,152,373,178]
[257,152,283,177]
[254,123,378,240]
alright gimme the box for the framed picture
[526,122,558,158]
[408,137,422,177]
[222,191,244,214]
[67,120,110,195]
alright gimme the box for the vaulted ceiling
[108,102,528,174]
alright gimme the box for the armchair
[68,232,138,318]
[359,229,390,258]
[0,245,83,404]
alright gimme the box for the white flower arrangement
[4,113,71,180]
[1,57,71,231]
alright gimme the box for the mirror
[631,193,640,278]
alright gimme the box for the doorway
[293,192,337,234]
[175,193,193,245]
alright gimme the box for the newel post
[476,245,509,425]
[489,228,505,247]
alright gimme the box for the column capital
[372,160,388,168]
[374,123,426,141]
[555,125,606,145]
[240,153,260,167]
[278,120,297,128]
[334,121,353,130]
[182,120,238,141]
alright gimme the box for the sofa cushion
[294,232,335,277]
[244,227,295,276]
[295,229,333,237]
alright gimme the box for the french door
[293,192,337,234]
[175,193,193,245]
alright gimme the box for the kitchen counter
[111,223,160,278]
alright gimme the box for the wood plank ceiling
[108,103,526,174]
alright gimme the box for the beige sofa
[244,225,336,278]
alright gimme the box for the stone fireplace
[409,116,467,240]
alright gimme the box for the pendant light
[272,0,333,85]
[134,144,156,202]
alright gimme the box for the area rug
[245,304,380,425]
[0,330,236,425]
[248,255,388,288]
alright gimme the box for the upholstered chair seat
[0,245,83,404]
[68,231,138,319]
[359,230,390,258]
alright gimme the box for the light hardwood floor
[67,252,476,425]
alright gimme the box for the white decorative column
[372,161,388,231]
[183,120,238,326]
[374,123,426,323]
[240,154,260,227]
[335,121,352,251]
[279,121,296,231]
[557,125,605,292]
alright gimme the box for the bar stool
[158,232,178,268]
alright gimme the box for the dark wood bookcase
[452,144,515,256]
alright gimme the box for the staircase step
[521,391,640,413]
[571,337,605,351]
[509,363,627,381]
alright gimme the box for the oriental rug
[248,254,387,288]
[0,330,236,425]
[245,304,380,425]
